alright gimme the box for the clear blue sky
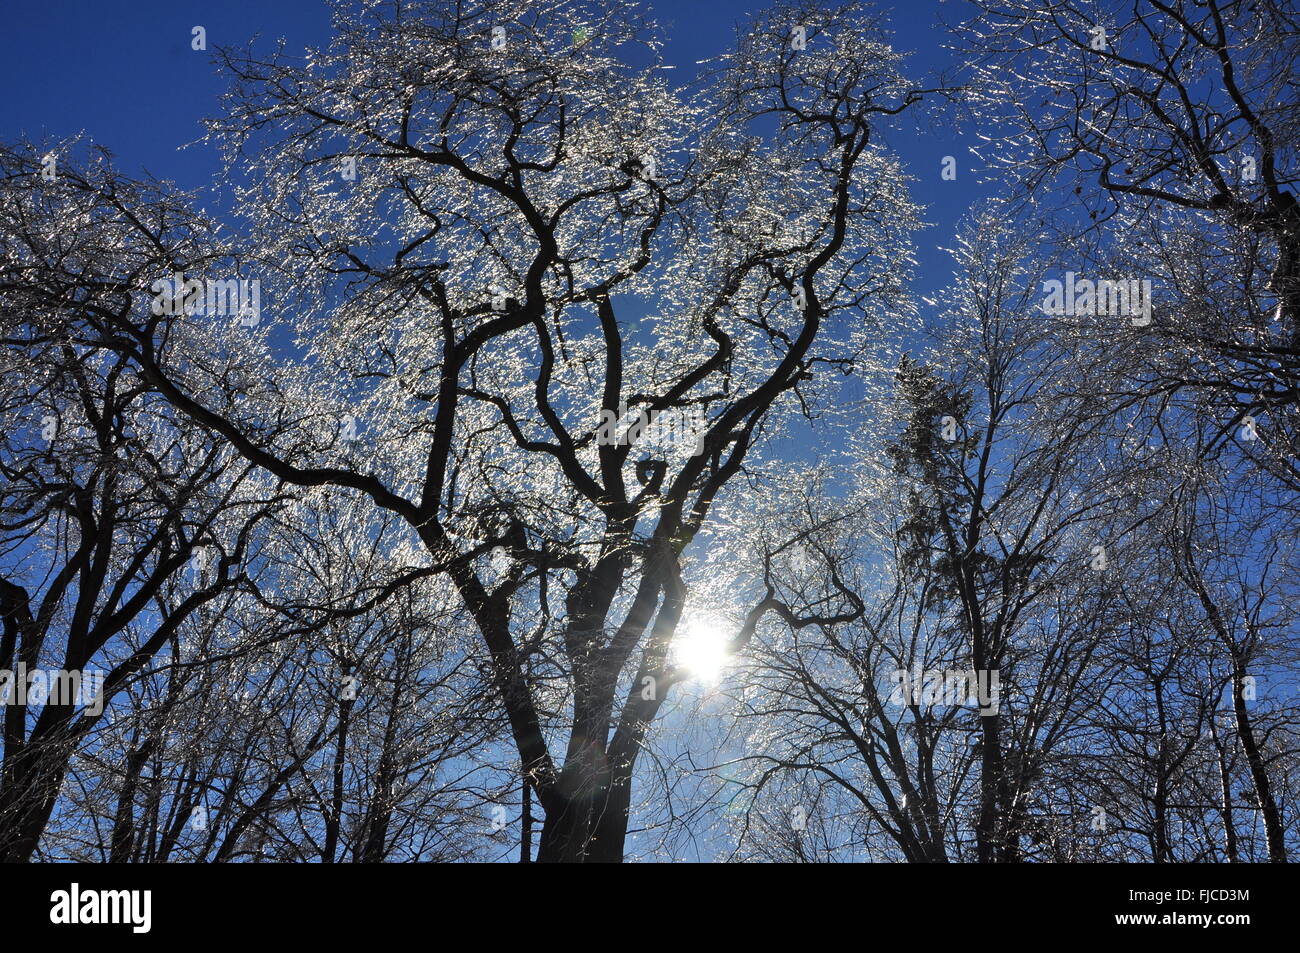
[0,0,985,304]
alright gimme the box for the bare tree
[8,0,929,861]
[960,0,1300,490]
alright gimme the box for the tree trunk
[0,745,72,862]
[1231,663,1287,862]
[534,737,612,863]
[108,734,155,862]
[323,690,355,863]
[1211,716,1240,863]
[976,712,1002,863]
[519,779,533,863]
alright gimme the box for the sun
[674,616,731,681]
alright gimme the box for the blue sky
[0,0,986,303]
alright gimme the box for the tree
[720,211,1139,861]
[960,0,1300,492]
[0,153,290,857]
[1,0,929,861]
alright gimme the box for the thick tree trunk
[588,770,633,863]
[534,738,612,863]
[534,718,637,862]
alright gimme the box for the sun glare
[674,617,731,681]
